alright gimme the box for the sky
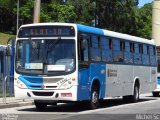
[138,0,153,7]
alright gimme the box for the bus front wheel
[89,85,100,109]
[34,100,47,110]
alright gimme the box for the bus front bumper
[14,86,78,101]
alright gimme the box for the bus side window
[78,33,89,67]
[149,46,156,66]
[124,41,133,64]
[142,45,149,65]
[113,39,124,62]
[91,34,101,61]
[101,37,113,62]
[134,43,142,64]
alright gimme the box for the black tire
[153,92,159,97]
[51,102,57,106]
[34,100,47,110]
[123,85,139,103]
[132,85,139,103]
[89,85,100,109]
[123,95,131,103]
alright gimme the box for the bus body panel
[77,63,106,101]
[77,69,90,100]
[89,63,106,99]
[105,64,157,97]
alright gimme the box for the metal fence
[0,40,14,103]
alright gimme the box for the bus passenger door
[77,33,90,100]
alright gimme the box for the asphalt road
[0,93,160,120]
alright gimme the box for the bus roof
[19,23,155,45]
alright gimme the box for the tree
[0,0,16,33]
[97,0,137,35]
[68,0,96,25]
[18,0,34,24]
[135,3,152,39]
[48,1,76,23]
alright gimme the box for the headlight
[16,79,27,89]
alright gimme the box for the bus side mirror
[6,38,15,56]
[81,39,88,51]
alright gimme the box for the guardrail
[1,75,14,104]
[3,75,7,104]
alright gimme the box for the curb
[0,101,34,109]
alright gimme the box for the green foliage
[68,0,95,25]
[48,2,76,22]
[0,0,152,40]
[135,3,152,39]
[98,0,137,35]
[0,0,16,10]
[19,0,34,24]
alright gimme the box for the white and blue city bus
[14,23,157,109]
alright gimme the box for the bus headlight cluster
[16,80,27,89]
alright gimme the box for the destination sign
[18,26,75,38]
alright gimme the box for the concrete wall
[152,0,160,46]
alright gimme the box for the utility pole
[17,0,19,32]
[152,0,160,46]
[33,0,41,23]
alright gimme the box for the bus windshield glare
[16,39,75,75]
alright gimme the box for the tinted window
[101,37,113,62]
[149,46,156,66]
[113,39,123,62]
[124,41,133,64]
[91,35,101,61]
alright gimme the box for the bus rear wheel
[123,84,139,103]
[132,84,139,102]
[89,85,100,109]
[34,100,47,110]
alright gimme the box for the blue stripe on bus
[77,24,104,35]
[18,75,43,90]
[26,44,29,63]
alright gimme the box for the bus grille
[32,91,54,96]
[43,78,63,83]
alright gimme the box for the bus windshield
[16,39,75,75]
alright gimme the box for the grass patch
[0,33,15,45]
